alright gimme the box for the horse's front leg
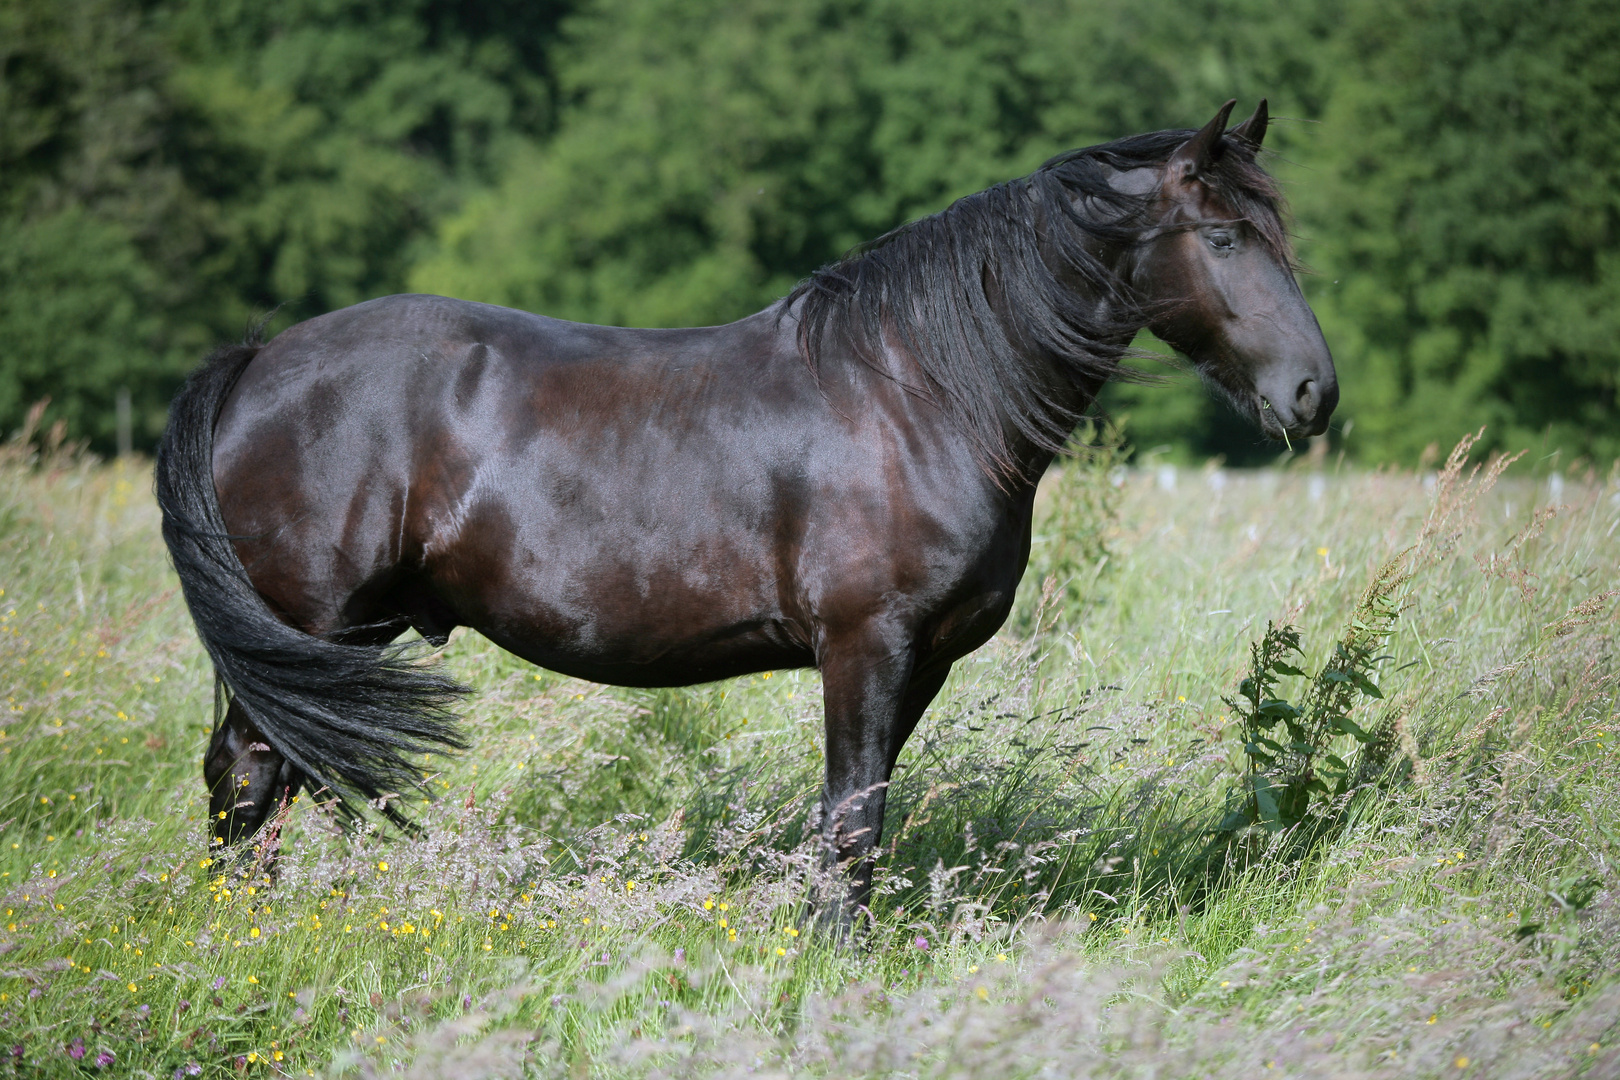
[815,624,950,936]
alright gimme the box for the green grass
[1,438,1618,1078]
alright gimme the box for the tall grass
[1,432,1617,1078]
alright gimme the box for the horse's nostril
[1296,378,1319,417]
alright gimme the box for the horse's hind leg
[205,699,304,865]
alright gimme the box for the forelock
[1043,129,1295,265]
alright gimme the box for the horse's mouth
[1257,396,1288,439]
[1196,364,1329,442]
[1257,394,1329,441]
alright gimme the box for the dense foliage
[2,0,1615,462]
[1298,0,1620,464]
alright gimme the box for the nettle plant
[1221,558,1409,833]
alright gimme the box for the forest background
[1,0,1616,466]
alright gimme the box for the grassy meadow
[1,434,1617,1078]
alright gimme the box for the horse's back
[214,292,803,498]
[224,293,767,387]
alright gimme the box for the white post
[116,387,132,458]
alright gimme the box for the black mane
[787,128,1291,483]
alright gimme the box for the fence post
[116,386,132,458]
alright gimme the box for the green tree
[0,0,198,445]
[0,0,570,449]
[160,0,570,323]
[0,209,162,443]
[1296,0,1620,464]
[411,0,1053,326]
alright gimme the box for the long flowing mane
[787,128,1292,482]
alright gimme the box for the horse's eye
[1207,231,1235,253]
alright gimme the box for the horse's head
[1125,100,1337,441]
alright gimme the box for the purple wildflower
[28,987,41,999]
[67,1038,86,1060]
[914,936,929,950]
[95,1050,115,1067]
[177,999,190,1012]
[673,947,686,963]
[211,975,227,990]
[11,1045,24,1060]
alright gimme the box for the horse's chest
[917,518,1030,660]
[926,589,1015,660]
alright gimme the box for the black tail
[154,341,469,828]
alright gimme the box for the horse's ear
[1169,99,1237,182]
[1230,98,1269,149]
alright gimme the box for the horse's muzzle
[1258,367,1338,440]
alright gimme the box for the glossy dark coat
[156,101,1336,920]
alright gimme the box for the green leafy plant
[1015,419,1129,630]
[1222,556,1410,834]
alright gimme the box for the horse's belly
[472,565,814,686]
[482,619,814,688]
[429,504,812,686]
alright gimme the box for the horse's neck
[996,307,1130,485]
[1001,378,1105,488]
[991,215,1138,483]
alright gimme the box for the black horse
[156,100,1335,920]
